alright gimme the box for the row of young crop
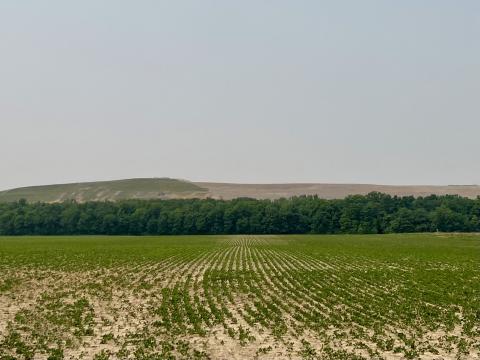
[1,235,478,359]
[143,236,478,358]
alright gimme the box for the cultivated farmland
[0,234,479,359]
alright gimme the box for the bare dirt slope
[196,182,480,200]
[1,178,479,203]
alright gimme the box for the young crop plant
[0,234,478,359]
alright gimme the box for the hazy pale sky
[1,1,479,190]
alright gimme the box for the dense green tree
[0,193,479,235]
[387,208,416,233]
[432,206,469,232]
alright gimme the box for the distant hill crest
[1,178,480,203]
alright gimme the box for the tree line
[0,193,479,235]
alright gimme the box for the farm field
[0,234,479,360]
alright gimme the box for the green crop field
[0,234,479,359]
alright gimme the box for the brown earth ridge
[197,182,480,200]
[0,178,479,203]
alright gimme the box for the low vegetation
[0,234,479,359]
[0,178,206,203]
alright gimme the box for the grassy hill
[1,178,480,203]
[0,178,207,203]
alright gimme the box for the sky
[1,1,479,190]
